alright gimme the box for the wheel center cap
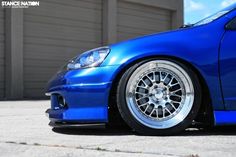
[153,88,164,99]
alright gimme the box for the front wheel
[117,59,202,135]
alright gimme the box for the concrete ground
[0,101,236,157]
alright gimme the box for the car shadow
[52,125,236,136]
[182,126,236,136]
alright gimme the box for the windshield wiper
[180,24,194,28]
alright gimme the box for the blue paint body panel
[220,30,236,110]
[214,111,236,125]
[46,66,119,122]
[46,5,236,125]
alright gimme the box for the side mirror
[225,17,236,30]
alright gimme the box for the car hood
[101,26,214,66]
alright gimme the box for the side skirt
[214,111,236,125]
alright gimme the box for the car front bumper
[45,65,120,124]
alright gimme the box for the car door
[220,16,236,110]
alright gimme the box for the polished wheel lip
[125,60,194,129]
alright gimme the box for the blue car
[46,4,236,135]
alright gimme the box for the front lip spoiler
[48,121,106,129]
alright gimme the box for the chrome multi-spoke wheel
[117,59,201,135]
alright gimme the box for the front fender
[102,23,225,110]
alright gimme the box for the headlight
[67,46,110,70]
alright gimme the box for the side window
[226,17,236,30]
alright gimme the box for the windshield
[194,11,229,26]
[194,10,231,26]
[193,4,236,26]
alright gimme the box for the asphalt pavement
[0,100,236,157]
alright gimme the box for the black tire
[116,58,202,135]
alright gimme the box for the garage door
[23,0,102,98]
[0,8,4,99]
[117,0,172,41]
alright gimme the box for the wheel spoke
[168,76,174,86]
[164,74,169,83]
[161,73,168,82]
[152,72,155,81]
[147,73,154,83]
[159,72,163,82]
[141,79,149,87]
[149,108,155,116]
[170,93,182,97]
[137,96,148,101]
[162,107,165,118]
[169,103,177,110]
[170,88,182,94]
[165,107,172,115]
[139,103,149,107]
[137,86,149,92]
[170,82,179,87]
[155,108,159,119]
[144,104,150,112]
